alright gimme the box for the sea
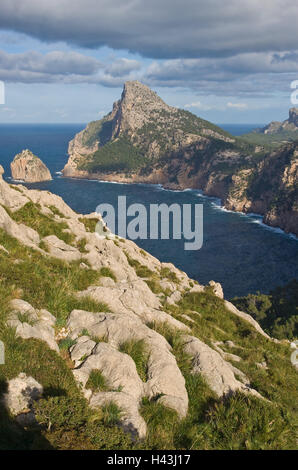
[0,122,297,299]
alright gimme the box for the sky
[0,0,297,124]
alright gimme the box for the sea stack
[10,149,52,183]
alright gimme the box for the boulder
[8,299,59,352]
[183,335,262,399]
[3,372,43,417]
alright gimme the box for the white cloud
[227,102,248,109]
[184,101,212,111]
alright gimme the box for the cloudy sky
[0,0,297,124]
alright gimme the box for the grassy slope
[0,203,297,450]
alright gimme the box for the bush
[34,396,91,431]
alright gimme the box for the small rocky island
[11,149,52,183]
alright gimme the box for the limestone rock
[8,299,59,352]
[183,335,262,399]
[0,204,40,248]
[11,149,52,183]
[3,372,43,416]
[73,342,147,438]
[0,166,29,210]
[224,300,270,339]
[69,336,96,367]
[42,235,81,262]
[208,280,224,299]
[67,310,189,421]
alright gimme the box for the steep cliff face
[0,166,297,450]
[223,143,298,234]
[11,149,52,183]
[63,82,298,235]
[258,107,298,135]
[63,80,235,177]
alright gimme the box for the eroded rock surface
[11,149,52,183]
[8,299,59,352]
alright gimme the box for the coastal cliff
[11,149,52,183]
[63,81,298,235]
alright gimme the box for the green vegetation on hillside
[241,130,298,149]
[80,136,146,173]
[0,229,109,326]
[81,118,113,148]
[232,280,298,340]
[4,202,75,245]
[0,184,297,450]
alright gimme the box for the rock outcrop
[257,107,298,135]
[0,167,295,447]
[62,82,298,236]
[8,299,59,352]
[11,149,52,183]
[2,373,43,425]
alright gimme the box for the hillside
[241,108,298,148]
[0,165,297,450]
[62,81,298,236]
[232,279,298,340]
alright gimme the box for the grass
[0,228,109,327]
[0,196,297,450]
[16,311,36,326]
[140,318,296,450]
[119,339,149,382]
[101,402,123,426]
[99,267,117,282]
[160,267,179,283]
[86,370,109,392]
[48,206,66,219]
[58,338,77,351]
[125,252,156,278]
[76,238,88,253]
[5,202,75,245]
[79,217,99,233]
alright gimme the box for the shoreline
[59,173,298,241]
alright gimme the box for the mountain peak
[120,80,170,110]
[289,107,298,125]
[111,80,175,136]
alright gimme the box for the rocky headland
[62,82,298,236]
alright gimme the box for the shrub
[86,370,109,392]
[34,396,90,431]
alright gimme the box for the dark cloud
[0,50,102,82]
[0,49,141,86]
[0,0,297,59]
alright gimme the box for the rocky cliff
[63,82,298,235]
[257,107,298,135]
[11,149,52,183]
[0,166,297,450]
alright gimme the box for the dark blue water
[218,124,263,136]
[0,124,297,299]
